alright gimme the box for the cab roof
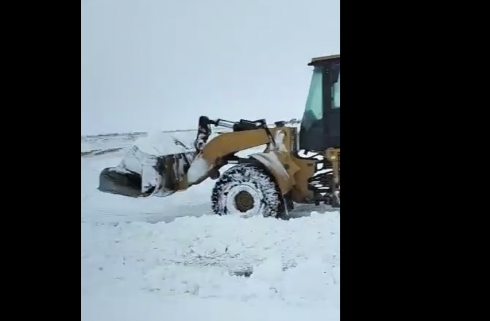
[308,54,340,66]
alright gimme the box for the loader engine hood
[98,131,195,198]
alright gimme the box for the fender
[249,151,300,195]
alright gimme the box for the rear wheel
[211,164,281,218]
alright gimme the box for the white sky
[81,0,340,135]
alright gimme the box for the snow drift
[81,129,340,321]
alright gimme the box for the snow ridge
[81,212,339,308]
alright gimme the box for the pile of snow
[81,213,340,320]
[81,127,339,321]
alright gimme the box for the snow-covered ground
[81,131,340,321]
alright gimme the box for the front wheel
[211,164,281,218]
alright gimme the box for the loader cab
[299,54,340,151]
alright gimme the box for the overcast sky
[81,0,340,135]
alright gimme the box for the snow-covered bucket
[98,131,196,198]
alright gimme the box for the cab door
[323,59,340,149]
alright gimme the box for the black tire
[211,164,281,217]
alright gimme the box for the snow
[250,152,290,180]
[81,130,340,321]
[82,292,338,321]
[81,132,146,155]
[274,130,288,152]
[187,157,210,184]
[140,156,162,194]
[135,131,194,156]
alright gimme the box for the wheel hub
[234,190,255,212]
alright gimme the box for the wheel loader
[98,54,340,218]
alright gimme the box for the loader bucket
[97,131,196,198]
[98,167,146,198]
